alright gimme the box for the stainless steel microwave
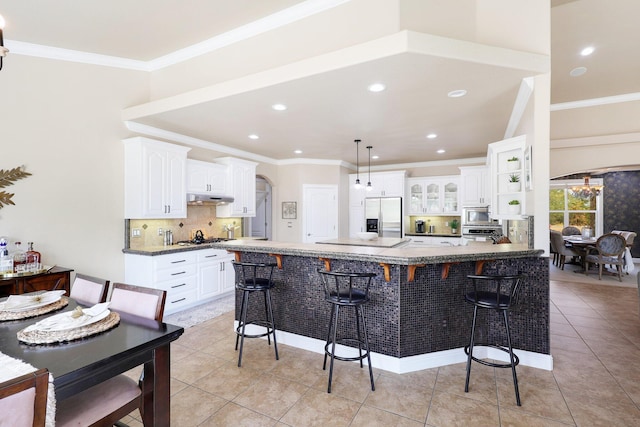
[462,207,499,226]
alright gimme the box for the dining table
[0,296,184,426]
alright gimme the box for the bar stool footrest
[325,338,370,362]
[465,343,519,368]
[236,320,276,340]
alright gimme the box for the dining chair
[69,273,109,306]
[561,226,581,236]
[108,282,167,321]
[549,231,559,266]
[56,284,167,426]
[584,233,627,281]
[550,231,580,270]
[0,368,49,427]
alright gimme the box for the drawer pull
[205,255,218,258]
[171,271,186,276]
[171,283,187,289]
[171,260,187,264]
[171,297,186,304]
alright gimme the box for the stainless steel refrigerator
[364,197,403,238]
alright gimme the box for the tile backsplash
[126,205,243,249]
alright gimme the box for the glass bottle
[0,237,12,275]
[12,241,27,273]
[26,242,41,271]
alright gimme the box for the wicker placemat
[17,311,120,345]
[0,297,69,321]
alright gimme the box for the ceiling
[1,0,639,168]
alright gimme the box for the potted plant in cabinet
[507,174,521,192]
[507,199,521,215]
[450,219,459,234]
[506,156,520,171]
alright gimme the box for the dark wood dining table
[0,298,184,426]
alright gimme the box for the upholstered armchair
[584,233,627,281]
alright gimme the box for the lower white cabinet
[124,248,235,316]
[408,236,461,247]
[197,249,235,300]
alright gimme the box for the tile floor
[121,263,640,426]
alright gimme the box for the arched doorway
[243,176,272,239]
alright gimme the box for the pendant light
[366,145,373,191]
[354,139,362,189]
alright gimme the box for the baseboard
[234,321,554,373]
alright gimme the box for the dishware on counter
[357,232,378,240]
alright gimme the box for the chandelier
[570,176,603,199]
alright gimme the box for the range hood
[187,193,234,205]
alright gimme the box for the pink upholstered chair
[56,284,167,426]
[69,273,109,306]
[109,282,166,321]
[0,368,49,427]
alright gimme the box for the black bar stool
[318,269,376,393]
[464,274,524,406]
[233,261,279,367]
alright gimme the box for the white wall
[0,55,148,282]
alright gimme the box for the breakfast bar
[212,240,550,373]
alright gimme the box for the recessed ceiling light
[372,155,379,160]
[426,133,437,139]
[367,83,386,93]
[294,150,302,154]
[570,67,587,77]
[580,46,594,56]
[248,134,259,140]
[447,89,467,98]
[436,149,446,154]
[272,103,287,111]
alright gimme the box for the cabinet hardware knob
[171,271,186,276]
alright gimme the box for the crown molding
[550,92,640,111]
[5,40,150,71]
[4,0,350,71]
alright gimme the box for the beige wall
[0,55,148,282]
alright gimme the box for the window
[549,179,603,235]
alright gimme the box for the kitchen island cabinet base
[230,250,551,373]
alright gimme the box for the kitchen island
[211,239,550,373]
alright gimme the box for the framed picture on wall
[282,201,297,219]
[524,146,533,191]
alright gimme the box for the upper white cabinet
[214,157,257,217]
[123,137,190,219]
[459,165,491,206]
[364,171,406,198]
[186,159,228,195]
[488,135,526,220]
[407,176,460,215]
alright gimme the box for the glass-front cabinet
[407,176,459,215]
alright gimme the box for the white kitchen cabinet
[408,236,461,247]
[488,135,526,220]
[407,176,459,215]
[459,165,491,206]
[125,248,236,316]
[349,206,365,237]
[123,137,191,219]
[124,251,198,315]
[215,157,257,217]
[186,159,228,195]
[349,174,366,207]
[365,171,406,198]
[197,249,235,300]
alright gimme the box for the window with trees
[549,179,603,235]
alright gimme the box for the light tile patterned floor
[120,263,640,426]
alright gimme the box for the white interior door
[303,185,338,243]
